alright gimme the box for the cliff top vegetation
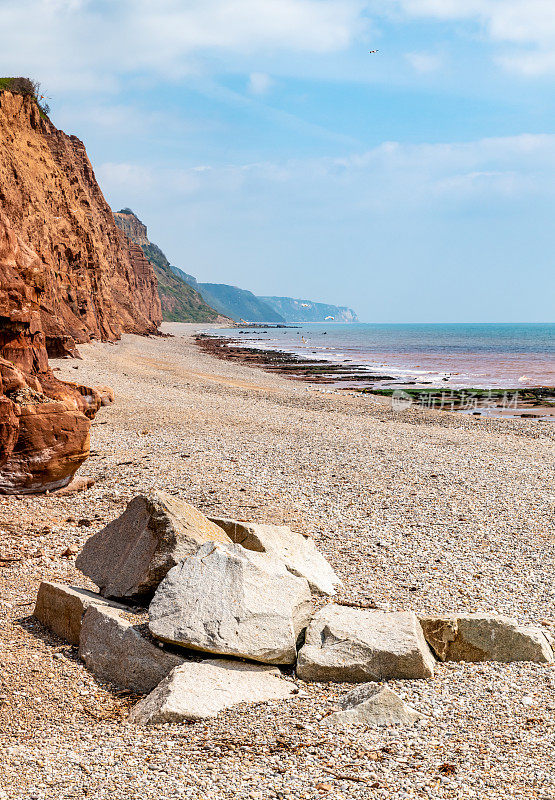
[0,77,50,116]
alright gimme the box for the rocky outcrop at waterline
[195,334,396,385]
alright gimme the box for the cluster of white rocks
[33,490,555,728]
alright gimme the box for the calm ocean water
[217,323,555,389]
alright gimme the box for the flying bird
[369,50,379,54]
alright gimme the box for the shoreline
[203,323,555,391]
[196,333,555,421]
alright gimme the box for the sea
[215,322,555,390]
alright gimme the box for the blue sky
[2,0,555,322]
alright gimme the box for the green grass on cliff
[0,77,50,117]
[141,243,222,323]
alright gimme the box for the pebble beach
[1,322,554,800]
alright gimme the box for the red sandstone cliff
[0,90,161,360]
[0,208,101,492]
[113,209,227,323]
[113,210,149,246]
[0,90,162,493]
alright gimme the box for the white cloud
[248,72,274,95]
[0,0,367,92]
[496,50,555,77]
[395,0,555,75]
[394,0,488,20]
[137,0,366,54]
[405,51,443,73]
[325,134,555,208]
[98,161,207,200]
[54,103,204,141]
[96,162,157,195]
[98,131,555,324]
[98,133,555,215]
[2,0,554,90]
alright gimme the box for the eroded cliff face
[0,90,161,493]
[0,207,49,374]
[0,91,161,359]
[0,208,103,493]
[113,210,149,246]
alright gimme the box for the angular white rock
[33,582,128,646]
[210,517,342,597]
[129,659,298,724]
[324,685,421,728]
[79,605,184,693]
[419,613,554,663]
[149,541,312,664]
[297,605,436,682]
[76,491,231,600]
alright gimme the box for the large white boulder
[129,659,299,724]
[419,613,554,663]
[75,491,231,600]
[209,517,342,597]
[78,605,184,693]
[149,541,312,665]
[297,605,436,682]
[33,582,128,646]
